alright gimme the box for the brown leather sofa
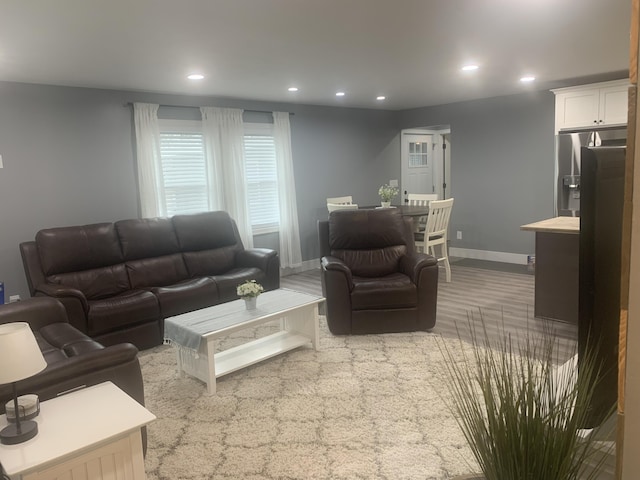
[0,297,145,413]
[20,211,280,350]
[318,208,439,334]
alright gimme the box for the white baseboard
[449,247,529,265]
[281,259,320,276]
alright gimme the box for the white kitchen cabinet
[552,79,629,132]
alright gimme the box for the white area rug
[140,316,479,480]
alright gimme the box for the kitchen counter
[520,216,579,234]
[521,216,579,324]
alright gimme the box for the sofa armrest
[398,253,438,284]
[236,248,277,270]
[320,256,354,334]
[237,248,280,291]
[321,256,354,287]
[35,283,88,309]
[0,297,70,331]
[33,284,90,333]
[0,342,144,411]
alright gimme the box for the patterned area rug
[140,316,480,480]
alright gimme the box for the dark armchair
[318,208,439,334]
[0,297,145,413]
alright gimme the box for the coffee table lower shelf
[178,330,312,383]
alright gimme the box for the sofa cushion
[333,246,407,278]
[329,209,407,250]
[152,278,219,318]
[116,217,181,260]
[350,273,417,310]
[182,247,240,277]
[87,290,160,336]
[46,264,130,300]
[211,267,266,301]
[126,254,189,289]
[173,211,239,251]
[329,209,408,277]
[36,223,124,275]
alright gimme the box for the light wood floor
[281,261,578,363]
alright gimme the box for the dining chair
[407,193,439,244]
[416,198,454,282]
[326,195,354,205]
[327,203,359,212]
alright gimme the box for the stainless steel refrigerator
[555,127,626,217]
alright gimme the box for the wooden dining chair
[407,193,439,245]
[326,195,353,205]
[416,198,454,282]
[327,203,359,212]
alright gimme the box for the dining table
[360,204,430,217]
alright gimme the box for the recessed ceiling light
[187,73,205,80]
[520,75,536,83]
[376,96,386,101]
[461,65,479,72]
[336,92,346,97]
[288,87,299,92]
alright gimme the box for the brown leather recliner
[0,297,145,414]
[318,208,439,334]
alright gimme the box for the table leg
[285,305,320,350]
[176,348,184,377]
[205,338,217,395]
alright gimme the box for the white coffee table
[164,288,323,394]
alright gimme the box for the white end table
[0,382,156,480]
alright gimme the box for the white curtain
[273,112,302,268]
[200,107,254,248]
[133,103,163,217]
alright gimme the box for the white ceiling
[0,0,631,110]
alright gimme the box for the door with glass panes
[401,134,434,202]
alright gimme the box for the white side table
[0,382,156,480]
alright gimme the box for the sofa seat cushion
[87,290,160,336]
[211,267,266,301]
[351,273,417,310]
[126,254,189,289]
[151,278,219,318]
[35,323,105,364]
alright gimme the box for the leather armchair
[0,297,145,413]
[318,208,439,334]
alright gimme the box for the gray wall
[399,90,557,257]
[0,81,399,300]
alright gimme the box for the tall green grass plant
[439,311,614,480]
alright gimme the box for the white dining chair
[407,193,439,244]
[416,197,454,282]
[327,203,359,212]
[326,195,353,205]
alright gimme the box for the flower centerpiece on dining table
[378,184,399,208]
[237,279,264,310]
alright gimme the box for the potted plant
[236,279,264,310]
[378,184,399,208]
[439,312,615,480]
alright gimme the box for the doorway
[400,126,451,203]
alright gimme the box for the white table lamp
[0,322,46,445]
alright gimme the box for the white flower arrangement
[237,279,264,298]
[378,184,399,202]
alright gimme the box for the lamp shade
[0,323,46,384]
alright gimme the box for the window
[158,120,208,216]
[244,123,280,234]
[157,120,279,234]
